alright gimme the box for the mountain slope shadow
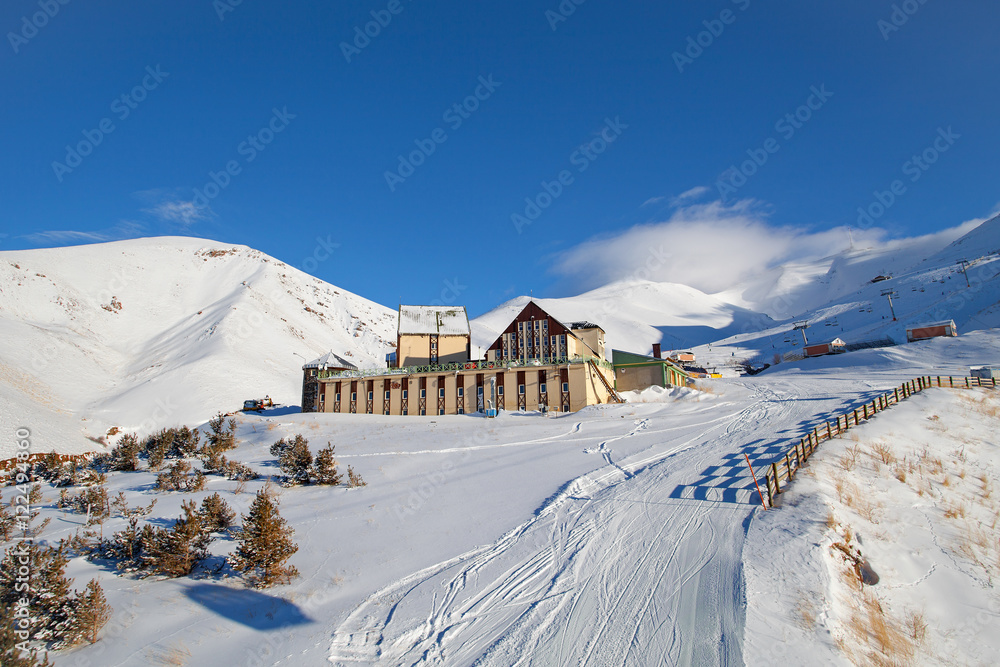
[183,583,313,630]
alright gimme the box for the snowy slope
[27,328,999,667]
[473,217,993,363]
[0,237,396,456]
[472,281,776,359]
[696,215,1000,369]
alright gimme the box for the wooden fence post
[949,376,954,387]
[965,377,969,388]
[827,422,832,440]
[771,462,780,494]
[785,453,791,479]
[894,387,899,403]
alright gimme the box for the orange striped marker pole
[745,453,767,510]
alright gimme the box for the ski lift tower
[881,288,899,321]
[957,259,971,288]
[792,321,810,346]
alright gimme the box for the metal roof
[566,321,602,330]
[398,305,471,336]
[302,351,358,370]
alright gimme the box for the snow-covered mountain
[3,216,996,456]
[473,215,1000,365]
[0,237,396,455]
[472,282,775,359]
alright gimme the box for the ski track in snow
[326,380,836,666]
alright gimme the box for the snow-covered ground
[3,224,998,666]
[12,330,993,666]
[745,383,1000,666]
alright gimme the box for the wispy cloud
[145,199,207,226]
[18,220,146,247]
[641,196,666,207]
[669,186,710,208]
[551,199,981,295]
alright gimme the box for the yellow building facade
[313,302,619,416]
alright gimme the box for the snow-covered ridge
[0,236,396,455]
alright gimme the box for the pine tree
[75,579,112,644]
[0,604,52,666]
[142,501,213,577]
[199,493,236,533]
[312,443,341,485]
[278,435,312,484]
[347,466,367,488]
[108,433,140,471]
[0,543,77,648]
[229,488,299,588]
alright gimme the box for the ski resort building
[612,349,691,392]
[803,338,847,358]
[300,351,358,413]
[906,320,958,342]
[303,302,620,415]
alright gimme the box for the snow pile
[620,384,713,403]
[744,386,1000,665]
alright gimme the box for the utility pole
[957,259,971,288]
[881,289,899,321]
[793,321,809,346]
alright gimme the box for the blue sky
[2,0,997,315]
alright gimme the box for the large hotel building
[301,301,688,416]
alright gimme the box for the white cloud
[146,200,207,227]
[551,199,979,295]
[669,186,710,208]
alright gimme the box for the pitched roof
[302,351,357,370]
[398,305,470,336]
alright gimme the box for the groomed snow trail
[327,380,835,666]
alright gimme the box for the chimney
[652,343,662,359]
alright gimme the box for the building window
[540,383,547,394]
[458,407,464,414]
[562,382,569,392]
[402,389,408,399]
[457,387,464,398]
[563,403,570,412]
[438,409,445,415]
[498,386,504,396]
[368,391,374,401]
[420,389,426,398]
[351,392,357,401]
[335,393,341,402]
[477,386,484,396]
[384,391,390,400]
[420,409,426,416]
[439,388,445,398]
[402,409,408,415]
[519,384,525,395]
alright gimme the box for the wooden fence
[759,375,998,509]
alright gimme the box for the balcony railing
[318,355,613,380]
